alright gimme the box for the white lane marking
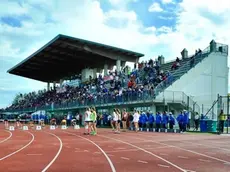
[84,150,89,152]
[126,134,230,164]
[106,148,139,153]
[100,135,186,172]
[178,156,188,159]
[108,154,114,157]
[158,164,170,168]
[224,162,230,165]
[138,160,148,164]
[0,130,12,144]
[159,153,168,156]
[182,141,230,152]
[121,157,130,160]
[75,148,79,150]
[41,132,63,172]
[198,159,211,162]
[63,131,116,172]
[0,131,34,161]
[27,154,43,156]
[206,152,216,155]
[94,152,101,154]
[115,147,125,150]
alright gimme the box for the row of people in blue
[137,111,175,131]
[136,110,189,132]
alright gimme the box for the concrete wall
[164,52,228,119]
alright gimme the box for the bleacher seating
[3,48,211,112]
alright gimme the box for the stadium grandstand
[2,34,229,133]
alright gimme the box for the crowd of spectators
[5,56,190,111]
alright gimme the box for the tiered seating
[5,48,210,112]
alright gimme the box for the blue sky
[0,0,230,108]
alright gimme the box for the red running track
[0,130,12,143]
[1,127,230,172]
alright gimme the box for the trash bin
[206,120,217,132]
[200,119,207,132]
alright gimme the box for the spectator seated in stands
[171,61,180,70]
[5,52,198,111]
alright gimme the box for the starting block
[36,125,42,130]
[9,126,15,131]
[74,125,80,130]
[22,126,28,130]
[61,125,67,129]
[50,125,56,130]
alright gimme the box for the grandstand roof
[7,34,144,82]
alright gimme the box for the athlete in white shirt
[115,109,121,133]
[84,108,91,135]
[133,110,140,132]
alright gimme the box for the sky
[0,0,230,108]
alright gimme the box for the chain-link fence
[204,95,230,134]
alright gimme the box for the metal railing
[4,90,197,113]
[4,42,227,114]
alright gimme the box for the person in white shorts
[133,110,140,132]
[113,109,119,133]
[116,109,121,133]
[84,108,91,135]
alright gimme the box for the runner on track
[89,107,97,135]
[50,118,57,127]
[133,110,140,132]
[122,109,128,132]
[16,115,22,129]
[84,108,91,135]
[4,116,9,129]
[115,109,121,133]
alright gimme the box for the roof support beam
[63,41,139,63]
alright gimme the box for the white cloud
[148,2,163,12]
[157,26,172,33]
[0,0,230,107]
[162,0,174,4]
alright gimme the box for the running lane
[45,130,114,172]
[0,130,33,159]
[0,130,61,172]
[0,130,12,143]
[66,130,183,172]
[109,131,230,172]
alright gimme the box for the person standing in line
[194,112,199,131]
[4,116,9,129]
[84,108,91,135]
[155,112,161,132]
[168,112,175,130]
[115,109,121,133]
[112,109,118,133]
[76,113,80,125]
[133,110,140,132]
[90,107,97,135]
[177,111,184,133]
[122,109,128,132]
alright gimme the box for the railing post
[227,95,229,134]
[173,92,174,103]
[187,96,189,111]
